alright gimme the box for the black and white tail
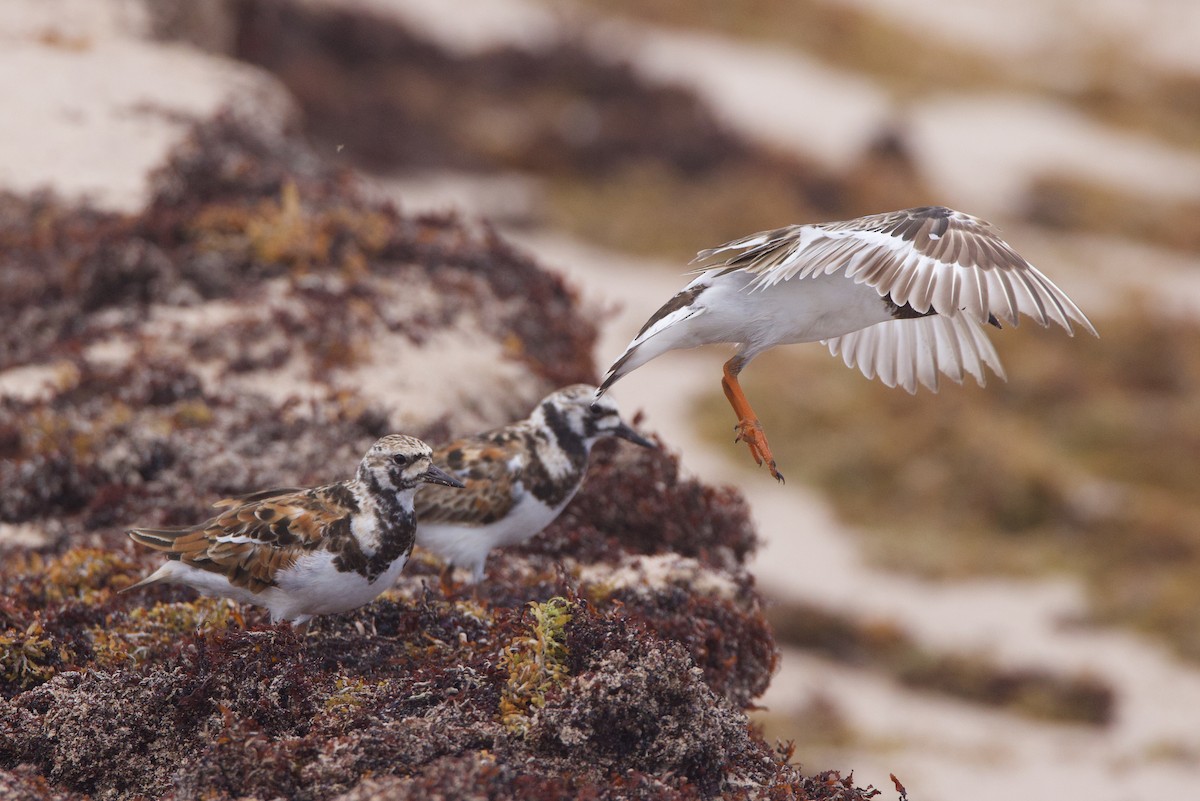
[596,281,710,397]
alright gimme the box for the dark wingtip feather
[596,348,636,398]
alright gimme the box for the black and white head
[536,384,654,449]
[359,434,465,493]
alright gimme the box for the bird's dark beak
[613,423,655,449]
[423,464,465,489]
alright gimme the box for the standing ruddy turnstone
[597,206,1096,482]
[125,434,463,626]
[414,384,653,583]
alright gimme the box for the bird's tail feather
[597,348,637,395]
[120,562,175,593]
[822,313,1005,394]
[597,328,691,396]
[597,301,708,397]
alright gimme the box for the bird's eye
[391,453,410,467]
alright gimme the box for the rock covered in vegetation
[0,114,879,799]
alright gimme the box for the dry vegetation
[554,0,1010,99]
[697,307,1200,662]
[1025,173,1200,253]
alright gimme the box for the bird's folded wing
[162,487,355,591]
[822,313,1006,394]
[213,486,304,507]
[416,441,520,525]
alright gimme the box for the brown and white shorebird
[125,434,463,626]
[414,384,653,583]
[596,206,1096,482]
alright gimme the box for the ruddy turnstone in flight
[414,384,653,583]
[597,206,1096,482]
[125,434,463,626]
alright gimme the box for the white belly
[416,488,569,581]
[698,270,893,357]
[149,550,408,624]
[271,550,409,620]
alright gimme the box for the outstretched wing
[128,484,358,592]
[822,313,1006,394]
[695,206,1096,335]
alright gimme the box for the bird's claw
[733,420,785,483]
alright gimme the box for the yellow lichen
[89,598,240,667]
[20,402,135,460]
[498,596,572,734]
[18,547,142,605]
[244,180,327,268]
[21,407,73,458]
[324,675,374,714]
[187,181,392,274]
[172,399,214,428]
[0,622,66,688]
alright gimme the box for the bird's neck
[531,406,589,472]
[512,415,589,510]
[358,478,417,582]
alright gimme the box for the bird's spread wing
[822,313,1005,394]
[416,436,523,526]
[128,484,359,592]
[695,206,1096,336]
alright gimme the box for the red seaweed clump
[0,597,837,800]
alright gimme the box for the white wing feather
[823,314,1005,394]
[697,207,1097,337]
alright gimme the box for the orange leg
[438,562,459,597]
[721,357,784,483]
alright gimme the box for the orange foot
[722,358,785,483]
[734,417,784,483]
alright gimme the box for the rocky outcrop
[0,90,880,801]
